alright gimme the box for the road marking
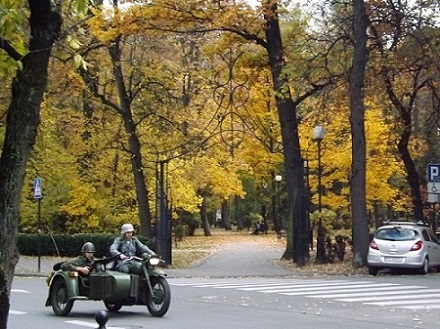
[365,299,440,306]
[335,290,440,302]
[401,304,440,310]
[66,320,125,329]
[199,282,322,288]
[280,285,424,296]
[171,278,440,310]
[9,289,30,315]
[252,282,394,293]
[11,289,30,293]
[9,310,27,315]
[171,279,344,288]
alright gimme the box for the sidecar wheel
[51,279,74,316]
[146,276,171,317]
[104,302,123,312]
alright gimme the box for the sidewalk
[167,240,294,278]
[15,239,294,278]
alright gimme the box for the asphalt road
[10,238,440,329]
[10,275,440,329]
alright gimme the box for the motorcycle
[45,255,171,317]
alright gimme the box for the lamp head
[313,125,325,141]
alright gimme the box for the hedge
[17,233,155,258]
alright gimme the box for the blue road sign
[427,164,440,182]
[33,177,42,199]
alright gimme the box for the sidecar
[45,257,147,316]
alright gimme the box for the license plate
[384,257,404,263]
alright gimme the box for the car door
[427,229,440,266]
[422,229,440,266]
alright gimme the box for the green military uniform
[61,255,93,272]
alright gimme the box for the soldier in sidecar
[45,247,171,317]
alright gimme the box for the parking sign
[428,164,440,182]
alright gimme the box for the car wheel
[368,266,379,276]
[420,257,429,274]
[50,279,74,316]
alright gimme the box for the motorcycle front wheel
[50,279,74,316]
[146,276,171,317]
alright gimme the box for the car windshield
[375,227,418,241]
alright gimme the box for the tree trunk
[221,199,232,230]
[387,95,424,222]
[108,40,154,238]
[350,0,370,269]
[0,2,62,328]
[200,196,212,237]
[263,0,309,265]
[397,126,424,221]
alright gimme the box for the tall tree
[368,1,440,222]
[262,0,308,264]
[350,0,369,268]
[0,1,63,327]
[145,0,338,264]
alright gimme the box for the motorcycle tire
[104,301,123,312]
[51,279,74,316]
[146,276,171,317]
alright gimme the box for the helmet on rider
[121,223,135,234]
[81,242,96,253]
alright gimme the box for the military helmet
[121,223,135,234]
[81,242,96,253]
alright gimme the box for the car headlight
[149,256,160,266]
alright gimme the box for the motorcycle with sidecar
[45,255,171,317]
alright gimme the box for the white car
[367,221,440,275]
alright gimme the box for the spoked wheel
[146,276,171,317]
[104,301,123,312]
[50,279,74,316]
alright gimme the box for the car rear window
[375,227,418,241]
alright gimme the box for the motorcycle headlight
[149,256,160,266]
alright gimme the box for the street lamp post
[275,174,282,235]
[313,125,325,212]
[313,125,326,263]
[303,159,312,250]
[261,182,268,234]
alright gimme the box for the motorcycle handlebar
[121,255,162,265]
[122,256,143,263]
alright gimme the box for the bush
[174,224,185,241]
[17,233,155,257]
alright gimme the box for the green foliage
[173,224,185,241]
[310,209,337,233]
[5,0,436,241]
[245,212,263,230]
[0,0,28,75]
[17,233,154,257]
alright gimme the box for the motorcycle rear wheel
[51,279,74,316]
[146,276,171,317]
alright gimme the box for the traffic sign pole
[34,177,43,272]
[427,164,440,232]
